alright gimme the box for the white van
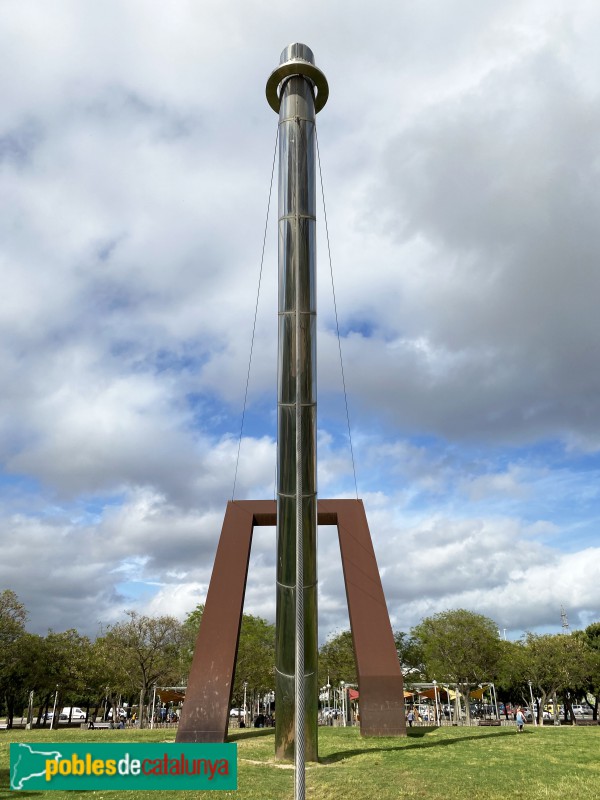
[60,707,86,721]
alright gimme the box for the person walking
[407,709,415,728]
[515,707,525,733]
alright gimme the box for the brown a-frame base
[176,499,406,743]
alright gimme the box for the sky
[1,0,599,645]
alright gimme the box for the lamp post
[50,685,59,731]
[490,683,500,720]
[150,685,157,730]
[26,690,34,729]
[432,681,440,726]
[527,680,537,727]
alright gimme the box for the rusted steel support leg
[320,499,407,737]
[177,498,403,744]
[176,501,276,743]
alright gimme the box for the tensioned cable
[315,128,359,500]
[231,126,279,501]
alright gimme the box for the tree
[232,614,275,710]
[179,604,204,679]
[318,630,356,690]
[181,605,276,715]
[411,609,502,723]
[22,630,95,727]
[100,611,183,726]
[524,632,596,724]
[394,631,426,679]
[0,590,28,727]
[494,639,531,715]
[0,590,27,641]
[582,623,600,720]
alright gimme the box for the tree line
[1,590,598,727]
[320,609,600,724]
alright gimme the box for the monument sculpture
[176,44,406,759]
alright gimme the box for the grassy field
[1,724,599,799]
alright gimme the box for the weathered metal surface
[177,499,405,743]
[321,499,407,737]
[176,501,274,743]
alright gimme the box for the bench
[478,720,501,726]
[82,722,113,730]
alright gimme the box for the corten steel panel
[176,501,275,743]
[177,499,404,744]
[321,499,407,737]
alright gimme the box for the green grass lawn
[1,724,599,799]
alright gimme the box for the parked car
[571,705,587,716]
[524,708,551,720]
[320,707,338,719]
[107,708,127,721]
[59,707,86,721]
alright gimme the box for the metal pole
[150,685,157,730]
[50,686,59,730]
[491,683,499,720]
[267,44,328,770]
[26,690,34,728]
[528,680,537,727]
[445,685,451,723]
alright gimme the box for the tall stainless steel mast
[266,44,328,765]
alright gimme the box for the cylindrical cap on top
[266,42,328,114]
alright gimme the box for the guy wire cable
[315,127,359,500]
[231,126,279,501]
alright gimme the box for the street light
[50,685,59,731]
[527,680,537,727]
[432,680,440,726]
[150,685,157,730]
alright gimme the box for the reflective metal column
[266,44,328,762]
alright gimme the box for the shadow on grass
[321,728,518,764]
[0,767,38,798]
[228,728,276,742]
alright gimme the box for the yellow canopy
[469,685,489,700]
[406,687,455,700]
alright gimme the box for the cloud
[0,0,598,644]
